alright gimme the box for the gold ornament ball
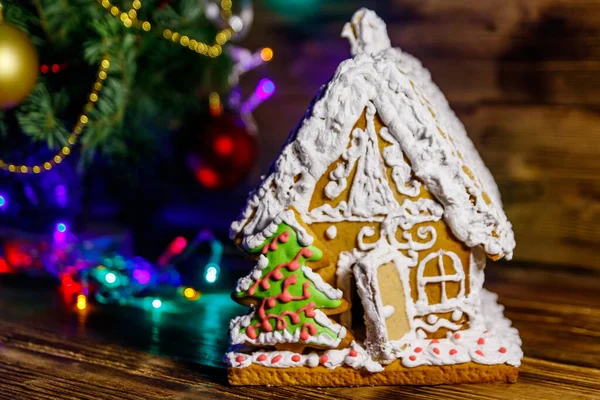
[0,24,39,109]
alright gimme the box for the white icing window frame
[416,250,465,307]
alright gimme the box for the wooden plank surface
[0,261,599,399]
[241,0,600,269]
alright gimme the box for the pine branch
[16,83,70,149]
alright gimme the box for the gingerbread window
[416,250,465,305]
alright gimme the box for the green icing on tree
[234,223,343,345]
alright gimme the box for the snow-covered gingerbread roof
[231,9,515,260]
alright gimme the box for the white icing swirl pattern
[230,9,515,259]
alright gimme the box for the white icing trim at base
[226,289,522,370]
[229,307,347,348]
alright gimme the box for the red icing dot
[499,347,507,354]
[320,355,329,364]
[349,350,358,357]
[430,339,440,344]
[433,348,440,355]
[257,354,267,362]
[235,355,245,363]
[449,349,458,355]
[271,355,282,364]
[292,355,301,362]
[484,330,489,334]
[300,331,310,341]
[414,347,423,353]
[453,333,461,339]
[409,355,416,361]
[475,350,484,357]
[477,338,486,345]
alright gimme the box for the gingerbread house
[226,9,522,386]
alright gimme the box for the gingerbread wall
[307,110,472,339]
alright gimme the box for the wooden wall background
[240,0,600,269]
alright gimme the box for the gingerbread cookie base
[228,361,518,386]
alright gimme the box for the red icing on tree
[349,350,358,357]
[292,355,301,362]
[433,347,440,355]
[414,347,422,353]
[245,233,319,341]
[477,337,485,345]
[430,339,440,344]
[236,355,245,363]
[453,333,461,339]
[449,349,458,355]
[409,355,416,361]
[499,347,507,353]
[261,231,289,254]
[257,354,267,361]
[320,355,329,364]
[475,350,484,356]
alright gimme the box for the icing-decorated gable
[231,9,515,260]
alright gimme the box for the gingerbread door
[353,249,415,357]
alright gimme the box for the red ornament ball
[187,113,258,190]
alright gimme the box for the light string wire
[98,0,235,58]
[0,0,234,174]
[0,54,111,174]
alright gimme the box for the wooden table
[0,261,598,399]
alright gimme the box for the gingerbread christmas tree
[231,223,348,351]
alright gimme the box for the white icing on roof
[231,9,515,260]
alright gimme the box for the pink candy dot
[349,350,358,357]
[433,348,440,355]
[499,347,507,354]
[414,347,423,353]
[236,355,245,363]
[449,349,458,355]
[320,355,329,364]
[292,355,301,362]
[475,350,484,356]
[271,355,282,364]
[453,333,461,339]
[477,338,485,345]
[409,355,416,361]
[257,354,267,362]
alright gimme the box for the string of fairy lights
[0,0,246,174]
[0,56,111,174]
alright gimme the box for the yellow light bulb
[76,294,87,310]
[260,47,274,62]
